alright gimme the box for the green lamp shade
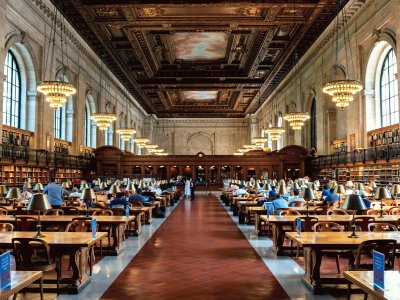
[342,194,366,210]
[302,187,316,200]
[27,193,52,211]
[6,187,22,199]
[374,187,391,200]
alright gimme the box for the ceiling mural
[183,91,218,101]
[172,32,228,61]
[52,0,349,118]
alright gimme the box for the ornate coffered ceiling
[52,0,347,118]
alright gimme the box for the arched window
[3,51,21,128]
[379,48,399,127]
[310,98,317,149]
[54,107,63,139]
[84,104,90,147]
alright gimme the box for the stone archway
[186,132,214,155]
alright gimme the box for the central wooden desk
[0,215,134,255]
[285,231,400,294]
[260,215,400,256]
[0,271,43,300]
[343,271,400,300]
[0,231,107,294]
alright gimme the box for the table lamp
[126,182,136,193]
[100,182,108,190]
[27,193,52,238]
[34,183,44,192]
[333,184,345,208]
[330,180,338,189]
[369,181,377,195]
[24,182,32,189]
[61,182,70,189]
[109,185,121,194]
[277,184,286,197]
[92,179,98,186]
[346,180,354,189]
[392,184,400,205]
[6,187,23,218]
[80,182,88,190]
[302,187,316,217]
[265,183,272,191]
[342,194,366,238]
[292,182,300,190]
[314,180,320,188]
[80,188,96,217]
[106,179,112,186]
[374,187,390,218]
[308,183,317,191]
[114,180,121,187]
[0,185,8,206]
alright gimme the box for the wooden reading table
[285,231,400,294]
[0,271,43,300]
[343,271,400,300]
[0,231,107,294]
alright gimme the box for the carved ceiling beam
[137,78,263,85]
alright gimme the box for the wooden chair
[92,210,113,246]
[271,207,289,215]
[312,206,328,215]
[288,201,305,207]
[110,208,126,216]
[15,217,37,231]
[366,209,388,216]
[348,239,397,299]
[46,209,64,216]
[354,216,374,232]
[384,200,396,206]
[314,222,348,273]
[327,208,348,215]
[280,210,301,216]
[61,206,79,215]
[65,220,98,275]
[0,223,13,232]
[0,207,7,215]
[388,207,400,215]
[293,216,319,258]
[368,222,398,232]
[12,238,60,297]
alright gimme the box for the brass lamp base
[32,225,45,238]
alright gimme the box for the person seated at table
[69,187,81,198]
[129,188,146,206]
[322,188,339,206]
[234,185,248,196]
[150,183,162,196]
[109,192,128,209]
[361,194,372,209]
[266,193,288,214]
[22,186,33,201]
[268,186,278,199]
[228,184,239,192]
[288,190,304,206]
[142,189,156,202]
[321,185,330,197]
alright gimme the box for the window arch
[379,48,399,127]
[3,51,21,128]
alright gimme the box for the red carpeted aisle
[101,195,289,300]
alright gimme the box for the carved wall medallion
[137,8,165,17]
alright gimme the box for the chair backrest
[92,209,113,216]
[327,208,348,215]
[294,216,319,232]
[12,238,53,269]
[313,207,328,215]
[355,239,397,270]
[0,223,13,232]
[65,220,95,232]
[389,207,400,215]
[354,216,375,231]
[288,201,305,207]
[27,210,46,216]
[111,208,126,216]
[0,207,7,215]
[368,222,398,232]
[61,206,80,215]
[367,209,388,216]
[314,222,343,232]
[15,217,37,231]
[384,200,396,206]
[280,209,301,216]
[46,209,64,216]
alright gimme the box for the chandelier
[144,144,158,149]
[117,128,136,141]
[155,152,168,156]
[264,127,285,141]
[322,1,363,109]
[90,113,116,130]
[135,138,150,148]
[152,149,164,153]
[283,112,310,130]
[233,152,244,156]
[251,137,268,144]
[322,80,363,108]
[37,81,76,108]
[243,144,258,150]
[37,9,76,108]
[237,148,248,153]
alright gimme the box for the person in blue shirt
[322,188,339,206]
[110,192,128,209]
[43,177,63,208]
[129,188,146,206]
[268,186,277,199]
[361,195,372,208]
[266,193,289,214]
[321,185,331,197]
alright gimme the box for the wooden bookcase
[0,165,49,185]
[54,167,83,184]
[368,124,400,147]
[331,138,347,154]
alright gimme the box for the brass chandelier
[264,127,285,141]
[91,100,116,131]
[322,0,363,109]
[135,138,150,147]
[116,111,136,141]
[283,112,310,130]
[37,10,76,108]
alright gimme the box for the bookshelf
[317,164,400,186]
[368,124,400,147]
[2,125,32,148]
[54,139,70,154]
[0,165,49,185]
[54,167,83,184]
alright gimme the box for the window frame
[3,50,22,128]
[54,107,63,139]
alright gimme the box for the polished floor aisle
[101,195,289,300]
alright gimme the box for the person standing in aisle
[43,177,63,208]
[190,178,195,200]
[184,177,191,199]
